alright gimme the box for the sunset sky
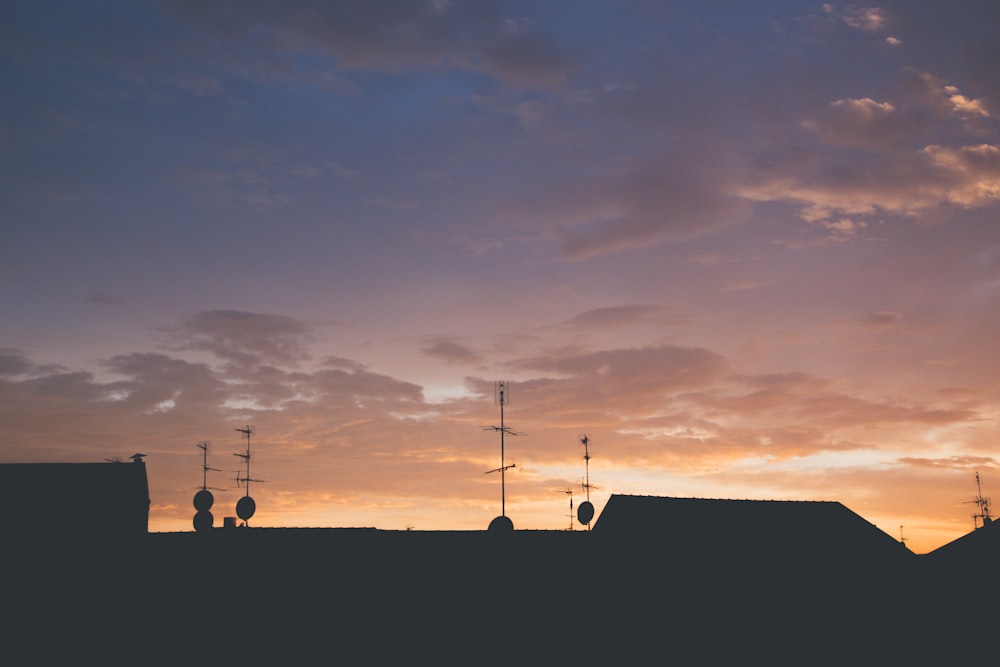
[3,1,999,554]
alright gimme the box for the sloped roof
[591,493,910,567]
[924,517,1000,566]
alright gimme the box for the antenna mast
[576,435,596,530]
[233,425,263,526]
[972,471,992,528]
[193,441,220,532]
[198,441,220,491]
[483,381,518,530]
[557,488,574,531]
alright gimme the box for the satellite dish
[577,500,595,525]
[236,495,256,522]
[488,515,514,532]
[193,510,214,532]
[193,488,214,511]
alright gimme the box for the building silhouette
[0,458,149,540]
[3,461,998,663]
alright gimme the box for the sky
[2,1,999,554]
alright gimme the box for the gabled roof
[591,493,911,567]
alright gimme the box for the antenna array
[233,425,264,526]
[193,441,219,532]
[971,471,992,528]
[556,488,574,531]
[576,435,596,529]
[483,381,518,531]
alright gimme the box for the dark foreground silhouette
[6,516,998,665]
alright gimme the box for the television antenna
[576,434,596,529]
[197,442,223,491]
[557,488,574,531]
[899,525,907,546]
[233,425,265,526]
[483,381,519,531]
[966,471,993,529]
[193,441,221,532]
[104,453,145,464]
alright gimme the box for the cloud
[510,344,730,416]
[840,5,890,32]
[819,4,890,33]
[718,372,979,431]
[306,366,425,406]
[0,350,66,379]
[738,68,1000,237]
[516,147,750,260]
[901,69,992,123]
[802,97,901,148]
[557,305,672,329]
[920,144,1000,206]
[165,310,315,368]
[99,352,227,413]
[738,139,1000,229]
[943,87,989,118]
[860,310,902,330]
[85,291,127,306]
[162,0,576,86]
[420,339,483,365]
[0,349,39,378]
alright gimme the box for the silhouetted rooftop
[0,460,150,538]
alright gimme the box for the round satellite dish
[193,509,214,532]
[236,495,256,521]
[577,500,595,525]
[193,488,214,511]
[488,515,514,532]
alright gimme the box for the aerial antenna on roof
[193,441,220,532]
[898,525,907,546]
[233,425,264,527]
[483,380,518,532]
[576,435,596,530]
[970,471,992,529]
[557,488,574,531]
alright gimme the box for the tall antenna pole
[233,425,262,526]
[500,382,507,516]
[235,426,253,498]
[197,441,219,491]
[193,441,219,532]
[484,381,518,530]
[557,489,574,531]
[577,434,596,530]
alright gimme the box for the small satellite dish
[236,495,256,522]
[577,500,595,525]
[488,515,514,532]
[193,509,214,532]
[193,488,214,512]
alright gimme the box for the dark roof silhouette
[4,481,995,663]
[591,493,912,567]
[0,460,150,539]
[924,516,1000,567]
